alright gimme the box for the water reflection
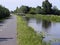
[42,20,51,29]
[25,17,30,21]
[36,19,41,24]
[27,18,52,33]
[25,17,60,45]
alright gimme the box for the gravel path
[0,15,17,45]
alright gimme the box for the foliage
[14,0,60,15]
[17,15,50,45]
[26,14,60,22]
[14,6,30,13]
[14,7,19,13]
[52,6,60,15]
[28,7,36,14]
[35,6,42,14]
[42,0,52,14]
[0,5,10,19]
[10,11,14,14]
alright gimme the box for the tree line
[14,0,60,15]
[0,5,10,19]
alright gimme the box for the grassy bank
[26,14,60,22]
[17,16,50,45]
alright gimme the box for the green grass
[17,15,51,45]
[26,14,60,22]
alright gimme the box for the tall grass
[17,16,50,45]
[26,14,60,22]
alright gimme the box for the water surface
[25,17,60,45]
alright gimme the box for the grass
[17,15,51,45]
[26,14,60,22]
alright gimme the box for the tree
[35,6,42,14]
[42,0,52,14]
[52,6,60,15]
[10,11,14,14]
[28,7,36,14]
[19,6,29,13]
[14,7,19,13]
[0,5,10,19]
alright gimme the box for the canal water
[24,17,60,45]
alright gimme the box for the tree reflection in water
[42,20,51,30]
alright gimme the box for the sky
[0,0,60,11]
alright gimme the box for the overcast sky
[0,0,60,11]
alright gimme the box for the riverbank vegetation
[26,14,60,22]
[0,5,10,20]
[17,15,51,45]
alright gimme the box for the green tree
[42,0,52,14]
[0,5,10,19]
[29,7,36,14]
[14,7,19,13]
[35,6,42,14]
[19,6,29,13]
[52,6,60,15]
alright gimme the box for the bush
[0,5,10,19]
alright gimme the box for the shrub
[0,5,10,19]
